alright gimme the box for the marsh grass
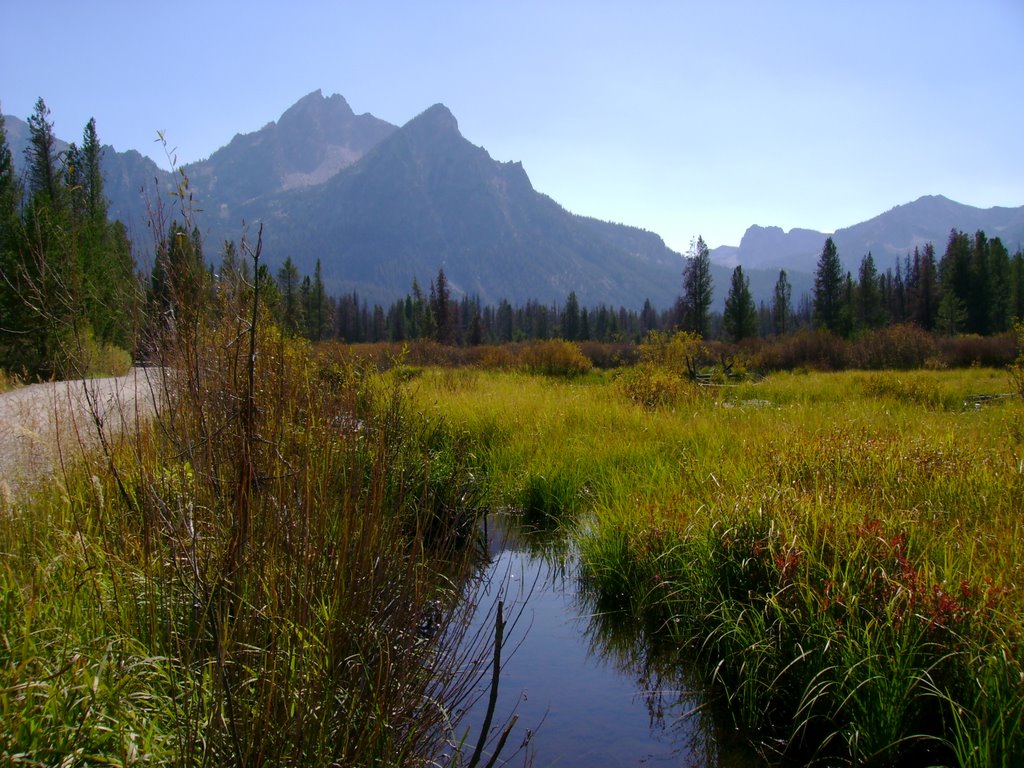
[1,262,500,764]
[414,364,1024,766]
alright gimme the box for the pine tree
[855,252,883,329]
[968,231,992,335]
[723,265,757,342]
[431,268,452,344]
[81,119,105,224]
[912,243,939,331]
[987,237,1011,333]
[562,290,581,340]
[938,230,972,334]
[276,256,304,336]
[1011,250,1024,324]
[772,269,792,336]
[306,259,330,341]
[25,98,60,207]
[680,236,713,337]
[813,237,844,334]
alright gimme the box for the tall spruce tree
[909,244,939,331]
[562,290,581,340]
[276,256,304,336]
[431,268,452,344]
[938,230,972,334]
[856,252,883,329]
[968,231,992,335]
[987,237,1011,333]
[772,269,793,336]
[813,237,844,334]
[680,235,713,337]
[1011,250,1024,324]
[723,265,757,342]
[25,98,59,207]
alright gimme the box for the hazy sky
[3,1,1022,251]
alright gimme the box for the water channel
[453,513,766,767]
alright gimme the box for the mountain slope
[184,90,396,216]
[233,103,685,306]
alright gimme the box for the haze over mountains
[6,91,1024,309]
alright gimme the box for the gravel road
[0,368,163,493]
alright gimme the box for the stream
[454,514,766,767]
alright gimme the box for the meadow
[2,321,1022,765]
[408,355,1024,767]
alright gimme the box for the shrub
[936,332,1016,369]
[753,329,850,371]
[614,363,691,408]
[638,330,706,378]
[850,324,937,370]
[517,339,593,377]
[577,341,636,369]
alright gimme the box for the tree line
[264,232,1023,348]
[677,233,1024,345]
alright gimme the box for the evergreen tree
[431,268,452,344]
[1011,250,1024,323]
[938,230,972,334]
[908,244,939,331]
[307,259,330,341]
[772,269,792,336]
[813,237,844,334]
[855,252,883,329]
[723,265,757,342]
[276,256,304,335]
[562,290,581,340]
[987,237,1011,333]
[639,298,658,333]
[25,98,59,207]
[81,118,106,224]
[968,231,992,335]
[680,235,713,337]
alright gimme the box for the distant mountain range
[5,91,1023,310]
[711,196,1024,275]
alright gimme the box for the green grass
[411,364,1024,766]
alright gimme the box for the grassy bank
[1,324,495,765]
[411,364,1024,766]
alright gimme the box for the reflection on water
[454,513,765,767]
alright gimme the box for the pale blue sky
[3,1,1022,251]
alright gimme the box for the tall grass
[414,364,1024,766]
[1,253,497,764]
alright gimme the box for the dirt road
[0,368,163,493]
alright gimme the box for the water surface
[455,516,765,767]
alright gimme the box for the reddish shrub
[850,324,938,370]
[935,332,1016,368]
[752,329,851,371]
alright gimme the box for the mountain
[832,196,1024,268]
[712,196,1024,276]
[6,93,1022,311]
[222,103,687,307]
[184,90,397,217]
[5,95,689,308]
